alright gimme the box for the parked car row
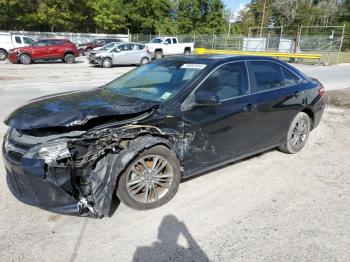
[1,34,195,67]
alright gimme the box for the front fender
[90,135,172,217]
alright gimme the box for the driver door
[181,62,258,173]
[31,40,50,60]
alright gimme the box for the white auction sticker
[181,64,207,69]
[160,92,172,100]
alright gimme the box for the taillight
[146,47,151,54]
[318,86,325,96]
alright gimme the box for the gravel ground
[0,58,350,262]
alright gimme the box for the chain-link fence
[130,25,346,64]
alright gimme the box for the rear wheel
[0,49,8,60]
[155,51,163,59]
[102,58,113,68]
[64,54,75,64]
[279,112,311,154]
[19,53,32,64]
[140,57,149,65]
[184,49,191,55]
[117,145,181,210]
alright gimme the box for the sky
[222,0,251,12]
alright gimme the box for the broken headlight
[24,141,71,164]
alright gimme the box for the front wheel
[64,54,75,64]
[102,58,113,68]
[117,145,181,210]
[279,112,311,154]
[19,53,32,64]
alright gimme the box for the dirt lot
[0,58,350,261]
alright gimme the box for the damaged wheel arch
[90,134,180,217]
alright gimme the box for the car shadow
[132,215,209,262]
[68,218,89,262]
[32,60,84,64]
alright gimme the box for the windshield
[100,42,115,50]
[104,60,207,102]
[150,38,163,44]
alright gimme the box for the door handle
[244,103,256,112]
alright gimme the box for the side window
[15,36,22,44]
[172,38,178,44]
[96,40,105,45]
[164,38,171,44]
[132,44,142,50]
[251,61,298,92]
[197,62,249,100]
[119,44,130,51]
[23,37,34,45]
[281,67,300,86]
[34,40,49,47]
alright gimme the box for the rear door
[112,43,131,64]
[48,40,63,58]
[129,44,145,64]
[247,60,305,148]
[182,61,258,172]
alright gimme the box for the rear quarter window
[250,61,300,92]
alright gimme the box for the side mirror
[194,91,220,106]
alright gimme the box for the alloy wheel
[19,54,31,64]
[290,117,309,151]
[126,155,174,204]
[0,50,7,60]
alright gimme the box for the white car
[0,32,36,60]
[147,37,195,59]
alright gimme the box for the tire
[155,51,163,59]
[184,49,191,55]
[117,145,181,210]
[102,58,113,68]
[0,49,8,60]
[84,48,92,56]
[64,53,75,64]
[279,112,311,154]
[140,57,149,65]
[19,53,32,64]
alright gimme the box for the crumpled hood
[4,88,158,130]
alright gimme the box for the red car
[77,38,121,55]
[8,39,79,64]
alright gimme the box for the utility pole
[260,0,267,38]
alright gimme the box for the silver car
[92,42,152,68]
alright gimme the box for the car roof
[39,38,68,41]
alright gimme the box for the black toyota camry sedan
[2,55,325,218]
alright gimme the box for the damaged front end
[3,121,180,218]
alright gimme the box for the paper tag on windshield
[160,92,172,100]
[181,64,206,69]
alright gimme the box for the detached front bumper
[2,141,83,216]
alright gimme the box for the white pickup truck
[0,32,36,60]
[146,37,195,59]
